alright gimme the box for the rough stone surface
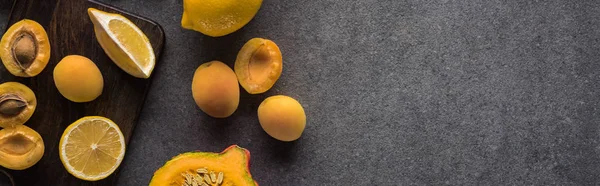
[3,0,600,185]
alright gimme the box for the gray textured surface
[3,0,600,185]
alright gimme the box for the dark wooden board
[0,0,164,185]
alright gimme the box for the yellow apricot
[234,38,282,94]
[0,19,50,77]
[191,61,239,118]
[257,95,306,141]
[0,82,36,129]
[0,125,44,170]
[53,55,103,102]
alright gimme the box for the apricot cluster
[0,20,49,171]
[0,82,44,170]
[192,38,306,141]
[0,19,107,172]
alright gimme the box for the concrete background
[3,0,600,185]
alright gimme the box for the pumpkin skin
[150,145,258,186]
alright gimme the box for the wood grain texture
[0,0,164,185]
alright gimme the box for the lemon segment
[59,116,126,181]
[87,8,155,78]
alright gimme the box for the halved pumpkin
[150,145,257,186]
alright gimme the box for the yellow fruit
[87,8,155,78]
[53,55,103,103]
[258,95,306,142]
[0,82,36,128]
[191,61,239,118]
[234,38,282,94]
[182,0,263,37]
[0,125,44,170]
[59,116,125,181]
[0,19,50,77]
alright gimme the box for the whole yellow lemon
[182,0,263,37]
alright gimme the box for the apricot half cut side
[234,38,282,94]
[0,125,45,170]
[0,82,36,129]
[0,19,50,77]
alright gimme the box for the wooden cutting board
[0,0,164,185]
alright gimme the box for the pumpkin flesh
[150,145,257,186]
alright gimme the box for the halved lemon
[87,8,155,78]
[59,116,126,181]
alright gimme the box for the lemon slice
[59,116,126,181]
[87,8,155,78]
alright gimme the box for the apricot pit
[0,19,50,77]
[235,38,282,94]
[0,125,45,170]
[0,82,36,129]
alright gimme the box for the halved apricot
[0,82,36,129]
[234,38,282,94]
[0,19,50,77]
[0,125,44,170]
